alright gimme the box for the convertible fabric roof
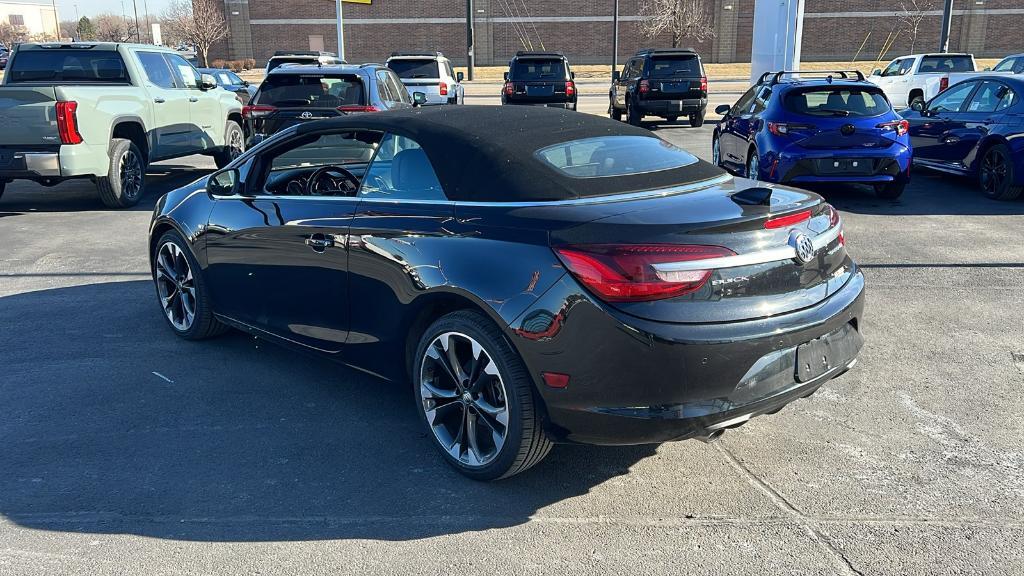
[298,105,724,202]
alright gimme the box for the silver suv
[386,51,464,105]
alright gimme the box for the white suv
[386,51,464,105]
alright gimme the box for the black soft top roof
[298,106,722,202]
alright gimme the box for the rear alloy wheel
[746,149,760,180]
[609,97,622,121]
[979,143,1022,201]
[909,94,925,110]
[214,121,245,169]
[414,310,551,481]
[97,138,145,208]
[153,230,228,340]
[626,97,642,126]
[875,180,906,199]
[689,112,705,127]
[712,134,722,167]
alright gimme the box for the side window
[731,85,758,115]
[165,53,201,89]
[929,81,977,113]
[898,58,915,75]
[881,59,902,77]
[360,133,445,201]
[443,61,455,80]
[375,70,396,103]
[137,51,177,89]
[750,86,772,114]
[993,57,1016,72]
[995,85,1017,112]
[966,81,1006,113]
[259,131,383,196]
[384,70,409,104]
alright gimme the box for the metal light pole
[611,0,619,73]
[938,0,954,53]
[336,0,345,60]
[50,0,59,41]
[132,0,141,42]
[466,0,475,80]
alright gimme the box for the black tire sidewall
[215,121,245,169]
[153,229,211,339]
[99,139,144,208]
[980,144,1013,199]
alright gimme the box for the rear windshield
[648,56,701,77]
[7,50,129,83]
[535,136,698,178]
[511,59,565,81]
[255,74,365,108]
[918,55,974,73]
[388,59,440,79]
[784,87,891,117]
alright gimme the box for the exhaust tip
[695,429,725,443]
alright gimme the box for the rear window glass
[255,74,364,108]
[512,59,565,80]
[536,136,698,178]
[784,88,890,117]
[388,59,440,79]
[648,56,701,77]
[7,50,129,83]
[919,56,974,73]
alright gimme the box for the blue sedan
[713,71,912,198]
[903,75,1024,200]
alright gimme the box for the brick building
[211,0,1023,66]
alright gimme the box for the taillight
[242,104,276,118]
[439,82,448,96]
[764,210,812,229]
[826,205,841,228]
[939,77,949,92]
[876,119,909,136]
[638,79,650,94]
[768,121,814,136]
[699,76,708,92]
[503,81,514,95]
[55,101,83,145]
[554,244,735,302]
[337,105,381,113]
[565,80,575,96]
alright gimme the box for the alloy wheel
[228,128,244,160]
[712,137,721,166]
[419,331,510,467]
[981,148,1007,193]
[747,152,760,180]
[154,241,196,332]
[120,149,143,200]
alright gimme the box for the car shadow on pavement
[0,280,657,542]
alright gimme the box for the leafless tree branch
[636,0,716,49]
[164,0,229,67]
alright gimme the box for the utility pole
[938,0,954,53]
[611,0,619,74]
[132,0,141,42]
[466,0,475,80]
[336,0,345,60]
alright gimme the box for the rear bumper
[771,144,912,185]
[637,97,706,116]
[502,100,575,109]
[0,144,107,181]
[507,267,866,445]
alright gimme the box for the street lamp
[938,0,954,52]
[611,0,619,74]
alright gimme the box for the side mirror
[200,73,217,90]
[910,100,925,112]
[208,169,239,196]
[715,104,731,115]
[570,71,576,80]
[456,71,464,83]
[611,70,620,81]
[984,66,991,71]
[412,91,427,107]
[242,80,249,86]
[503,72,509,82]
[872,68,881,77]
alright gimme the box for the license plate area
[814,158,875,175]
[795,322,862,382]
[526,85,554,97]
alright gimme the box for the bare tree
[164,0,228,67]
[0,22,30,47]
[636,0,716,48]
[897,0,935,54]
[93,14,134,42]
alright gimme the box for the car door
[165,52,221,152]
[908,80,979,166]
[135,50,192,160]
[725,85,769,167]
[204,128,384,353]
[719,85,759,169]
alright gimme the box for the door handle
[304,234,334,252]
[189,96,199,103]
[154,97,166,103]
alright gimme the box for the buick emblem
[840,124,856,136]
[790,233,816,265]
[300,111,313,119]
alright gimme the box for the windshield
[388,59,440,79]
[254,74,365,108]
[535,136,699,178]
[511,59,565,81]
[214,71,243,86]
[648,56,702,77]
[784,87,891,117]
[919,55,974,73]
[7,50,129,83]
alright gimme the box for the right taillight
[554,244,735,302]
[699,75,708,92]
[503,81,514,95]
[242,104,276,118]
[56,101,83,145]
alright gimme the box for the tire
[0,181,5,202]
[746,148,760,180]
[909,94,925,110]
[609,96,622,121]
[712,133,722,167]
[213,121,245,169]
[689,112,705,127]
[153,229,229,340]
[875,180,906,199]
[626,97,642,126]
[413,310,552,481]
[97,138,145,208]
[666,115,678,123]
[979,143,1023,201]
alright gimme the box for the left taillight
[876,119,909,137]
[554,244,735,302]
[939,77,949,93]
[55,101,83,145]
[439,82,448,96]
[638,79,650,95]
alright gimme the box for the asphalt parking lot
[2,102,1023,575]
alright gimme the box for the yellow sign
[343,0,371,3]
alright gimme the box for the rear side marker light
[56,101,83,145]
[242,104,276,118]
[541,372,570,389]
[764,210,812,229]
[554,244,735,302]
[877,119,909,136]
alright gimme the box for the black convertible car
[149,106,864,480]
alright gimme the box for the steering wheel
[305,165,361,197]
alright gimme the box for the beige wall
[0,1,59,42]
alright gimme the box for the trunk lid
[0,87,59,146]
[788,116,896,150]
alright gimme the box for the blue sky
[58,0,174,19]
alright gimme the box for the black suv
[501,51,577,110]
[609,48,708,126]
[243,64,415,146]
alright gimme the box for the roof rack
[390,51,444,58]
[635,47,698,55]
[769,70,865,85]
[515,51,565,57]
[272,50,337,57]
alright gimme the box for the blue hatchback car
[902,75,1024,200]
[713,71,912,198]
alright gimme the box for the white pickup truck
[867,53,978,109]
[0,42,244,208]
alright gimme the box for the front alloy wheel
[712,135,721,166]
[155,240,197,332]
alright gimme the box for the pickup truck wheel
[214,121,245,169]
[909,94,925,110]
[97,138,145,208]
